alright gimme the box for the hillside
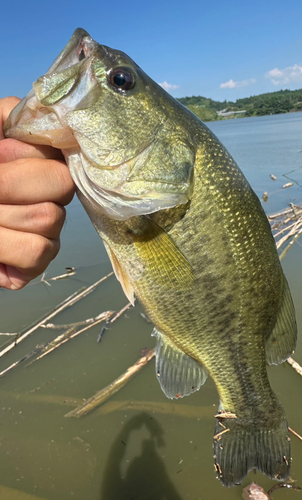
[177,88,302,121]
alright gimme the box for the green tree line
[177,88,302,121]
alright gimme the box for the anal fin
[153,328,207,399]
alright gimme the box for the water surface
[0,112,301,500]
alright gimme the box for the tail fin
[213,408,291,487]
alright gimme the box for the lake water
[0,112,301,500]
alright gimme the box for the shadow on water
[100,412,183,500]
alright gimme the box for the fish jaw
[3,29,98,149]
[3,90,77,148]
[4,29,195,220]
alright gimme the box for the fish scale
[4,28,297,487]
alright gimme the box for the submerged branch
[0,272,113,359]
[65,348,155,418]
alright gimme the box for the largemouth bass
[4,29,297,487]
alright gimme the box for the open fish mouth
[4,29,98,149]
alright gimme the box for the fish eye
[108,67,135,91]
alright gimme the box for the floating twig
[287,357,302,376]
[289,427,302,441]
[214,411,237,419]
[0,311,117,378]
[40,267,76,286]
[42,314,110,330]
[279,227,302,260]
[268,203,302,258]
[0,272,113,359]
[242,482,269,500]
[267,483,301,495]
[0,345,45,378]
[65,348,155,418]
[26,310,113,366]
[268,207,294,220]
[213,428,230,441]
[97,301,133,342]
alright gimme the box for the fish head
[4,29,195,219]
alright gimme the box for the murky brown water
[0,113,301,500]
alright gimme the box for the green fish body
[4,29,297,487]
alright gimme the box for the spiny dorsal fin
[153,328,207,399]
[266,276,297,365]
[132,217,194,290]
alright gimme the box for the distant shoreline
[212,108,302,122]
[178,88,302,122]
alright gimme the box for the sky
[1,0,302,103]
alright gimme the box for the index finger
[0,97,64,161]
[0,138,64,162]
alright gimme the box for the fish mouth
[4,28,98,148]
[46,28,93,74]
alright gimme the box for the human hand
[0,97,75,290]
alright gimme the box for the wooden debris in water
[0,311,114,378]
[287,357,302,377]
[0,388,216,418]
[242,482,301,500]
[97,301,134,342]
[268,203,302,259]
[289,427,302,441]
[41,315,107,330]
[40,267,76,285]
[214,411,237,419]
[0,272,114,359]
[267,483,301,495]
[65,348,155,418]
[213,428,230,441]
[26,310,113,366]
[83,400,216,419]
[242,482,269,500]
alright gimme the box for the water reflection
[101,413,183,500]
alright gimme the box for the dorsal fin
[153,328,207,399]
[266,276,297,365]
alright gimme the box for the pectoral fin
[266,277,297,365]
[132,217,194,290]
[153,328,207,399]
[103,242,135,305]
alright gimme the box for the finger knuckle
[39,202,66,234]
[53,161,75,205]
[30,235,60,269]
